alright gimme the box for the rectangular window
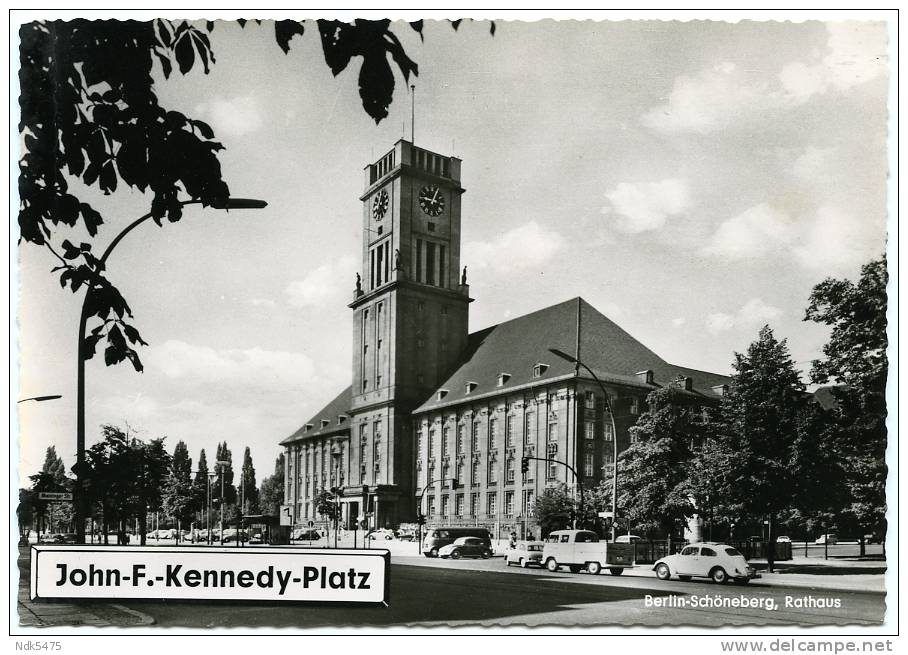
[505,491,514,515]
[547,421,558,443]
[584,452,594,477]
[439,244,446,288]
[416,432,423,460]
[428,462,436,484]
[487,493,497,515]
[456,461,465,485]
[585,421,595,440]
[373,437,381,463]
[472,459,481,485]
[525,412,535,444]
[441,495,449,517]
[455,494,464,517]
[488,459,498,484]
[505,415,515,448]
[523,491,534,515]
[585,390,595,406]
[370,248,376,289]
[489,418,499,449]
[603,422,614,442]
[630,397,640,415]
[506,458,515,483]
[426,242,436,285]
[384,241,390,283]
[546,443,558,480]
[415,239,423,282]
[472,422,480,451]
[375,245,383,286]
[471,493,480,516]
[428,428,435,454]
[456,423,464,454]
[427,496,436,516]
[442,426,450,457]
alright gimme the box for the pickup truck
[542,529,635,575]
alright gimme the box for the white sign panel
[279,505,292,526]
[38,492,73,500]
[31,546,388,604]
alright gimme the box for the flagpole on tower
[411,84,416,144]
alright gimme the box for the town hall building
[280,139,731,538]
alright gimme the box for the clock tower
[346,139,471,525]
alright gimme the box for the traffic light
[416,512,426,526]
[451,478,460,490]
[521,457,530,474]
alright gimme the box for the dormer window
[437,389,449,401]
[636,370,654,385]
[497,373,511,387]
[321,419,330,429]
[304,423,314,432]
[465,381,478,394]
[338,415,347,425]
[678,376,693,391]
[533,363,549,378]
[711,384,728,397]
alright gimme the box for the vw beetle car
[505,541,545,568]
[438,536,493,559]
[653,543,760,585]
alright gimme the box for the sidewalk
[15,544,155,628]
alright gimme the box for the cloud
[601,178,690,233]
[285,255,357,308]
[779,22,888,101]
[641,62,782,134]
[249,298,276,308]
[703,202,883,272]
[149,340,329,392]
[644,24,887,134]
[194,95,264,138]
[702,203,796,260]
[465,221,566,273]
[789,146,837,185]
[706,298,782,335]
[671,317,686,328]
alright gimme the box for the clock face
[418,185,445,217]
[372,189,389,220]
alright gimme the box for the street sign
[279,505,292,526]
[598,511,614,519]
[38,492,72,501]
[307,520,314,528]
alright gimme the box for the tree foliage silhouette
[18,18,488,372]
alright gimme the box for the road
[118,555,885,628]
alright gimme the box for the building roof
[414,297,732,413]
[281,297,733,444]
[280,385,352,446]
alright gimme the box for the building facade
[281,140,731,535]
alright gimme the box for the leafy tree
[17,489,36,539]
[532,484,575,537]
[315,489,340,522]
[704,326,807,572]
[136,437,173,545]
[613,383,705,541]
[259,453,285,516]
[18,18,482,370]
[193,448,210,519]
[162,440,195,536]
[213,441,237,507]
[804,256,888,553]
[239,446,259,514]
[41,446,67,484]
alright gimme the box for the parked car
[396,530,416,542]
[776,535,791,543]
[542,529,634,575]
[863,534,883,544]
[293,528,321,541]
[52,533,77,544]
[615,534,645,544]
[249,531,264,545]
[815,534,838,545]
[366,529,395,541]
[439,536,493,560]
[422,527,492,557]
[653,543,760,585]
[505,541,545,568]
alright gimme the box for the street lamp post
[73,198,267,544]
[331,446,343,549]
[216,460,229,545]
[17,395,62,403]
[207,472,216,545]
[549,348,619,541]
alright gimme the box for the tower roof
[414,297,732,413]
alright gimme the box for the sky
[14,16,892,486]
